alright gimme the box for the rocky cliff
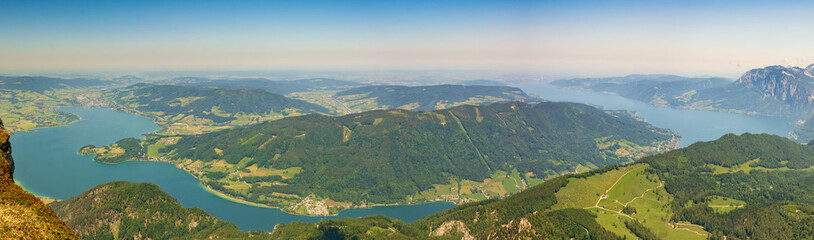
[0,118,78,239]
[735,65,814,116]
[0,120,11,178]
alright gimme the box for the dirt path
[508,175,523,190]
[594,166,645,207]
[671,222,707,236]
[586,206,635,220]
[582,165,709,238]
[582,166,647,220]
[624,182,663,207]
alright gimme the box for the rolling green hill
[273,133,814,239]
[85,101,677,215]
[0,76,110,132]
[48,181,272,240]
[0,76,108,93]
[333,84,542,112]
[107,84,330,134]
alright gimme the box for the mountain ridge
[48,181,273,240]
[334,84,543,112]
[106,83,330,134]
[84,101,677,215]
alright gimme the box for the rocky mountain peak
[735,65,814,110]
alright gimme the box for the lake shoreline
[12,107,456,231]
[547,85,801,120]
[85,146,459,217]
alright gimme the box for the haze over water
[518,83,796,148]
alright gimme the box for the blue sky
[1,0,813,77]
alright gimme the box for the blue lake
[11,107,455,231]
[517,83,797,147]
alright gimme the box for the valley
[5,1,813,239]
[5,74,802,234]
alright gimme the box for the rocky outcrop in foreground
[0,118,79,239]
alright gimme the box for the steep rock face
[0,120,11,178]
[735,65,814,114]
[0,118,79,239]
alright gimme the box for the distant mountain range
[554,65,814,118]
[553,64,814,142]
[458,80,508,86]
[334,84,542,112]
[172,77,367,95]
[164,78,536,115]
[0,76,108,93]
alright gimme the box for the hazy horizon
[2,0,813,78]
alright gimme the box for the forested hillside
[85,101,677,215]
[334,84,542,112]
[48,181,273,240]
[640,133,814,239]
[107,84,329,134]
[274,133,814,239]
